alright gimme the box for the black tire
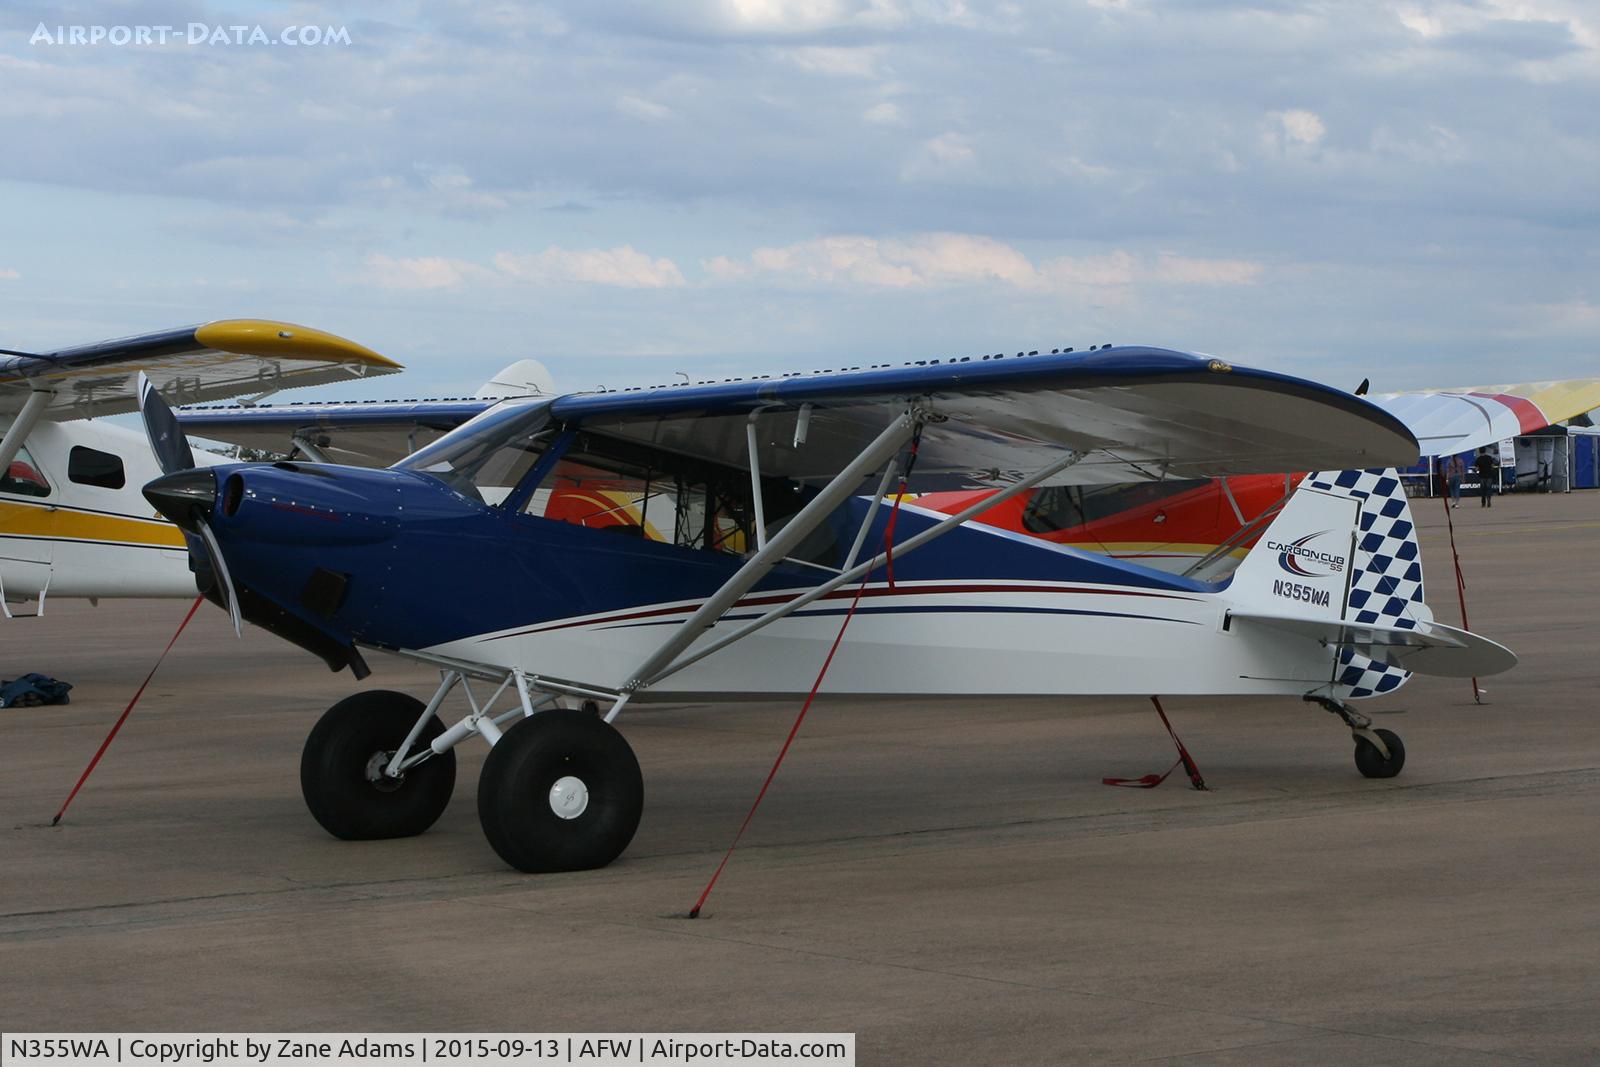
[300,690,456,840]
[1354,728,1406,779]
[477,710,643,873]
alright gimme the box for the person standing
[1474,449,1499,507]
[1445,453,1465,508]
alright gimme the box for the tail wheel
[300,690,456,840]
[477,710,643,873]
[1354,728,1406,779]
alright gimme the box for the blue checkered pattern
[1304,468,1425,699]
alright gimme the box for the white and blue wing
[547,345,1419,487]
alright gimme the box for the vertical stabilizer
[1230,468,1428,698]
[1227,485,1358,622]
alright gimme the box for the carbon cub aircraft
[137,347,1516,873]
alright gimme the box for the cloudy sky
[2,0,1596,401]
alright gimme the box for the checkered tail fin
[1302,468,1428,698]
[1228,468,1428,698]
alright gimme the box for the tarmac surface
[2,491,1598,1063]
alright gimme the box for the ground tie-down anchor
[1102,696,1208,791]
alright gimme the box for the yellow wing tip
[194,319,403,371]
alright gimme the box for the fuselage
[0,418,217,603]
[165,460,1345,701]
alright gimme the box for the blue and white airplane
[136,347,1516,873]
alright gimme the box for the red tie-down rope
[1102,696,1208,790]
[52,595,205,826]
[688,431,922,918]
[1439,492,1482,704]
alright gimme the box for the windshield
[393,399,555,504]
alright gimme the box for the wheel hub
[365,751,404,793]
[548,775,589,819]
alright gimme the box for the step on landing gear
[1304,694,1406,779]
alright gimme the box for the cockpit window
[1,445,51,498]
[393,400,556,504]
[526,432,765,556]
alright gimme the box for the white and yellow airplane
[0,320,402,615]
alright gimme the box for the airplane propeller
[138,373,243,637]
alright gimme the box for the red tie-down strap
[1102,696,1208,791]
[688,433,923,918]
[52,595,205,825]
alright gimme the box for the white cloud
[925,132,974,165]
[714,0,905,34]
[616,95,674,121]
[784,45,885,77]
[1054,155,1115,181]
[863,101,904,125]
[901,132,975,179]
[364,254,484,291]
[707,233,1028,288]
[1150,252,1263,286]
[1269,108,1326,146]
[493,246,687,288]
[414,165,510,212]
[703,234,1261,292]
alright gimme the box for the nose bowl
[143,468,217,531]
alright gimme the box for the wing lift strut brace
[0,388,55,619]
[0,387,53,474]
[374,407,1084,780]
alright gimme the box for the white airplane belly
[425,583,1341,699]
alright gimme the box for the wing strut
[0,388,53,473]
[620,410,920,695]
[634,444,1086,694]
[745,416,769,552]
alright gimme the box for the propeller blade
[195,521,243,638]
[138,372,196,475]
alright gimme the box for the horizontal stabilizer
[1230,611,1517,678]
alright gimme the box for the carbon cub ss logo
[1266,530,1346,577]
